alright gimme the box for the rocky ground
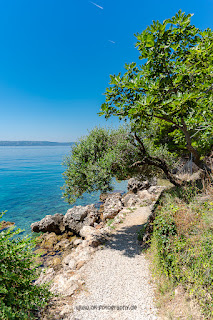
[32,178,165,319]
[0,220,15,230]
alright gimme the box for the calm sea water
[0,146,128,234]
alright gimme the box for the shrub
[150,187,213,318]
[0,212,51,319]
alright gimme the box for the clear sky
[0,0,212,142]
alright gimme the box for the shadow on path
[104,222,146,258]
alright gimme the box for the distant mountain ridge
[0,141,74,146]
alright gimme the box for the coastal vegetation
[63,10,212,202]
[62,126,175,204]
[0,213,51,319]
[147,181,213,318]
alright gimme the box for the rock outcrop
[31,178,160,238]
[122,193,143,207]
[31,213,64,235]
[102,192,123,220]
[127,178,150,193]
[0,221,15,230]
[31,204,99,235]
[63,204,99,233]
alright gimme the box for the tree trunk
[133,132,183,186]
[144,156,183,186]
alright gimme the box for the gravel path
[69,206,158,320]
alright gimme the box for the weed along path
[69,206,158,320]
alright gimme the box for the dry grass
[173,203,199,237]
[202,172,213,198]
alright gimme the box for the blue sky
[0,0,212,142]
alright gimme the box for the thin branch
[196,84,213,101]
[130,161,144,168]
[152,114,182,129]
[190,124,212,138]
[134,132,146,154]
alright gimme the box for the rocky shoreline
[31,178,165,318]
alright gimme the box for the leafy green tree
[0,213,51,320]
[63,126,175,204]
[100,10,213,173]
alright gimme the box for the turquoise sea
[0,146,128,235]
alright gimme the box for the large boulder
[31,213,64,235]
[122,193,143,207]
[102,192,123,220]
[63,204,99,234]
[127,178,150,193]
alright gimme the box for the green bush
[150,188,213,318]
[0,213,51,319]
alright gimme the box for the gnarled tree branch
[132,132,183,186]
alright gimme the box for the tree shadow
[104,222,147,258]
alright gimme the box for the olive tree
[62,126,175,204]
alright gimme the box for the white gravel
[69,206,159,320]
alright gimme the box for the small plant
[137,224,146,241]
[0,212,51,319]
[107,218,115,226]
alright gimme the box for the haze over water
[0,146,128,234]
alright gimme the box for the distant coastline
[0,141,74,146]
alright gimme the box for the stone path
[69,206,158,320]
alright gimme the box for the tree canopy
[63,11,213,203]
[63,126,175,204]
[100,10,213,166]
